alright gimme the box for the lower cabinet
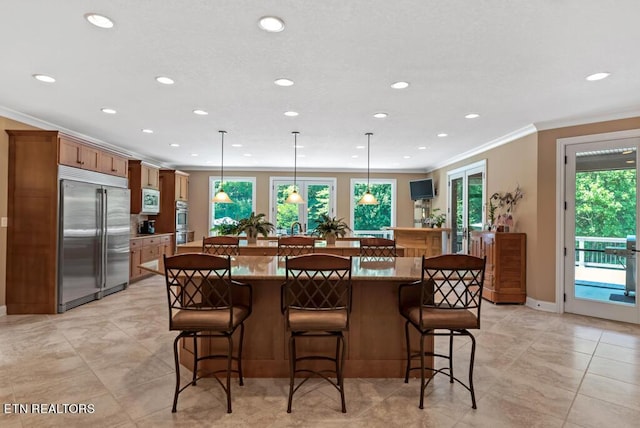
[130,234,173,282]
[470,231,527,303]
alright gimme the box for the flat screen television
[410,178,434,200]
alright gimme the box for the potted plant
[311,214,352,244]
[235,212,275,244]
[427,208,446,228]
[210,216,239,236]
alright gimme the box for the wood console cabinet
[470,231,526,303]
[389,227,450,257]
[129,234,173,282]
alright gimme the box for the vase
[247,235,257,244]
[325,234,336,245]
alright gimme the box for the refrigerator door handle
[99,188,107,292]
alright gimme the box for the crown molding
[535,109,640,131]
[182,165,429,174]
[427,124,538,172]
[0,105,168,168]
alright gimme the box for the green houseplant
[235,212,275,244]
[311,214,352,244]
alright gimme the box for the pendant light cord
[219,130,226,189]
[292,131,299,190]
[366,132,372,190]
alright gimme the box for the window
[447,160,485,254]
[350,179,396,238]
[209,177,256,234]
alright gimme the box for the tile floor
[2,276,640,427]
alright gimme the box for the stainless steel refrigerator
[58,167,130,312]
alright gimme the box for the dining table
[140,254,432,378]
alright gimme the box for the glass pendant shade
[358,132,379,205]
[212,130,233,204]
[286,131,305,204]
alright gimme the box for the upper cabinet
[128,160,161,213]
[58,134,127,177]
[175,172,189,201]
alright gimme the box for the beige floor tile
[567,393,640,428]
[12,370,108,404]
[588,355,640,386]
[505,351,586,392]
[600,330,640,349]
[459,393,565,427]
[579,372,640,411]
[531,331,599,355]
[594,342,640,364]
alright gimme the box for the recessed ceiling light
[351,155,359,158]
[231,144,242,148]
[169,143,180,147]
[243,153,252,157]
[274,78,294,87]
[155,76,174,85]
[141,129,154,134]
[193,109,208,115]
[403,155,411,159]
[373,112,388,119]
[418,146,427,150]
[437,133,448,137]
[191,153,199,157]
[465,113,480,119]
[101,108,117,114]
[32,74,56,83]
[391,81,409,89]
[84,13,114,29]
[284,111,299,117]
[295,145,304,148]
[626,160,635,164]
[356,145,365,149]
[258,16,285,32]
[586,72,610,81]
[622,150,634,155]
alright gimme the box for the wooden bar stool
[278,236,315,256]
[359,237,398,257]
[202,235,240,256]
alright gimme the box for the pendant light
[212,130,233,203]
[285,131,305,204]
[358,132,379,205]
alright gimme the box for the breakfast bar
[141,255,429,378]
[177,238,406,256]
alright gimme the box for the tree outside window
[351,180,395,236]
[209,177,256,234]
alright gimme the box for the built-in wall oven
[175,201,188,245]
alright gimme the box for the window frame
[208,176,257,232]
[349,178,397,237]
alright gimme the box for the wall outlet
[1,217,7,228]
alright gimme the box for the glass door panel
[564,139,638,323]
[448,161,486,254]
[272,179,335,235]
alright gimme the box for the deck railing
[575,236,627,269]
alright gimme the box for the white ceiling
[2,0,640,172]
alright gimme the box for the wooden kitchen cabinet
[100,152,128,177]
[59,136,100,172]
[129,233,173,282]
[175,172,189,201]
[128,160,161,213]
[470,231,526,303]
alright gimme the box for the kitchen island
[177,238,405,256]
[140,255,428,378]
[388,227,451,257]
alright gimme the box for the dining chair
[277,236,315,256]
[281,253,352,413]
[398,254,486,409]
[163,253,252,413]
[202,235,240,256]
[359,237,398,257]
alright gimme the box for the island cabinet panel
[470,231,526,303]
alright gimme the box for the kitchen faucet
[290,221,303,235]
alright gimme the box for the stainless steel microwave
[141,188,160,214]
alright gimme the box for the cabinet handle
[81,161,85,165]
[76,160,82,164]
[112,168,117,172]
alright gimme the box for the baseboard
[526,297,559,313]
[0,305,6,316]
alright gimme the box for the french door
[448,160,486,254]
[563,137,639,323]
[270,178,336,235]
